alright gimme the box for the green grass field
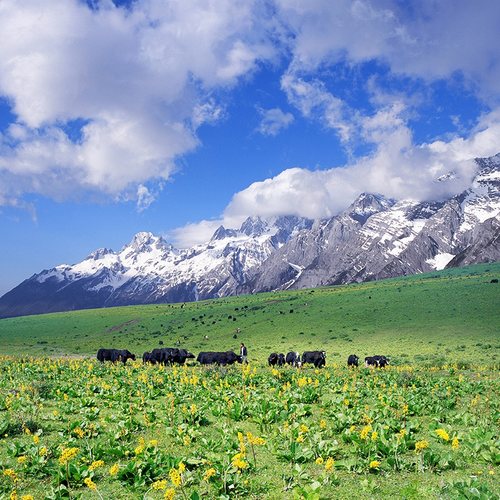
[1,262,499,366]
[0,263,499,499]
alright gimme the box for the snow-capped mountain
[0,216,313,317]
[0,154,499,318]
[242,153,500,292]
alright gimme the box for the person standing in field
[240,342,248,364]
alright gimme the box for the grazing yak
[149,347,195,365]
[301,351,326,368]
[347,354,359,367]
[97,348,136,364]
[268,353,286,367]
[142,351,155,364]
[365,355,390,368]
[197,351,242,366]
[286,351,301,367]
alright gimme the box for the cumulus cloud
[225,109,500,219]
[167,219,224,248]
[281,73,355,142]
[276,0,500,144]
[1,0,499,217]
[0,0,275,205]
[276,0,500,97]
[257,107,294,136]
[171,107,500,246]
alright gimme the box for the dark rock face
[0,154,499,318]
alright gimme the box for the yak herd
[97,347,389,368]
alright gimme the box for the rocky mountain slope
[0,154,499,318]
[243,153,500,292]
[0,216,313,317]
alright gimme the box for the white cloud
[276,0,500,96]
[167,219,223,248]
[257,107,294,136]
[171,108,500,246]
[277,1,500,144]
[0,0,275,205]
[136,184,156,212]
[281,72,355,142]
[1,0,499,216]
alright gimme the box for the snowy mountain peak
[436,171,457,182]
[210,225,238,241]
[240,216,269,237]
[347,192,395,223]
[351,192,394,211]
[86,248,115,260]
[125,231,172,253]
[474,153,500,190]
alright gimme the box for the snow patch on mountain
[426,253,455,270]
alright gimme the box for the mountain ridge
[1,154,499,318]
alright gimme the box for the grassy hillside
[0,262,499,366]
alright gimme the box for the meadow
[0,263,499,499]
[0,262,499,366]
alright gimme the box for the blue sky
[1,0,500,296]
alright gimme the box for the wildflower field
[0,358,499,499]
[0,263,499,498]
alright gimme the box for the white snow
[426,253,455,270]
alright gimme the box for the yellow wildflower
[360,425,372,440]
[17,456,27,464]
[325,457,335,472]
[169,468,182,487]
[149,439,158,447]
[297,377,307,387]
[58,447,79,465]
[320,419,327,429]
[435,428,450,441]
[299,424,309,434]
[247,432,265,445]
[74,427,85,439]
[415,440,429,452]
[152,479,168,490]
[39,447,47,456]
[164,488,176,500]
[203,468,216,481]
[371,431,378,441]
[33,435,39,445]
[183,435,191,446]
[109,463,120,476]
[315,457,324,465]
[231,452,248,470]
[21,496,34,500]
[3,468,17,481]
[369,460,381,469]
[178,462,186,474]
[296,434,304,443]
[89,460,104,471]
[452,436,459,449]
[10,491,17,500]
[84,477,97,490]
